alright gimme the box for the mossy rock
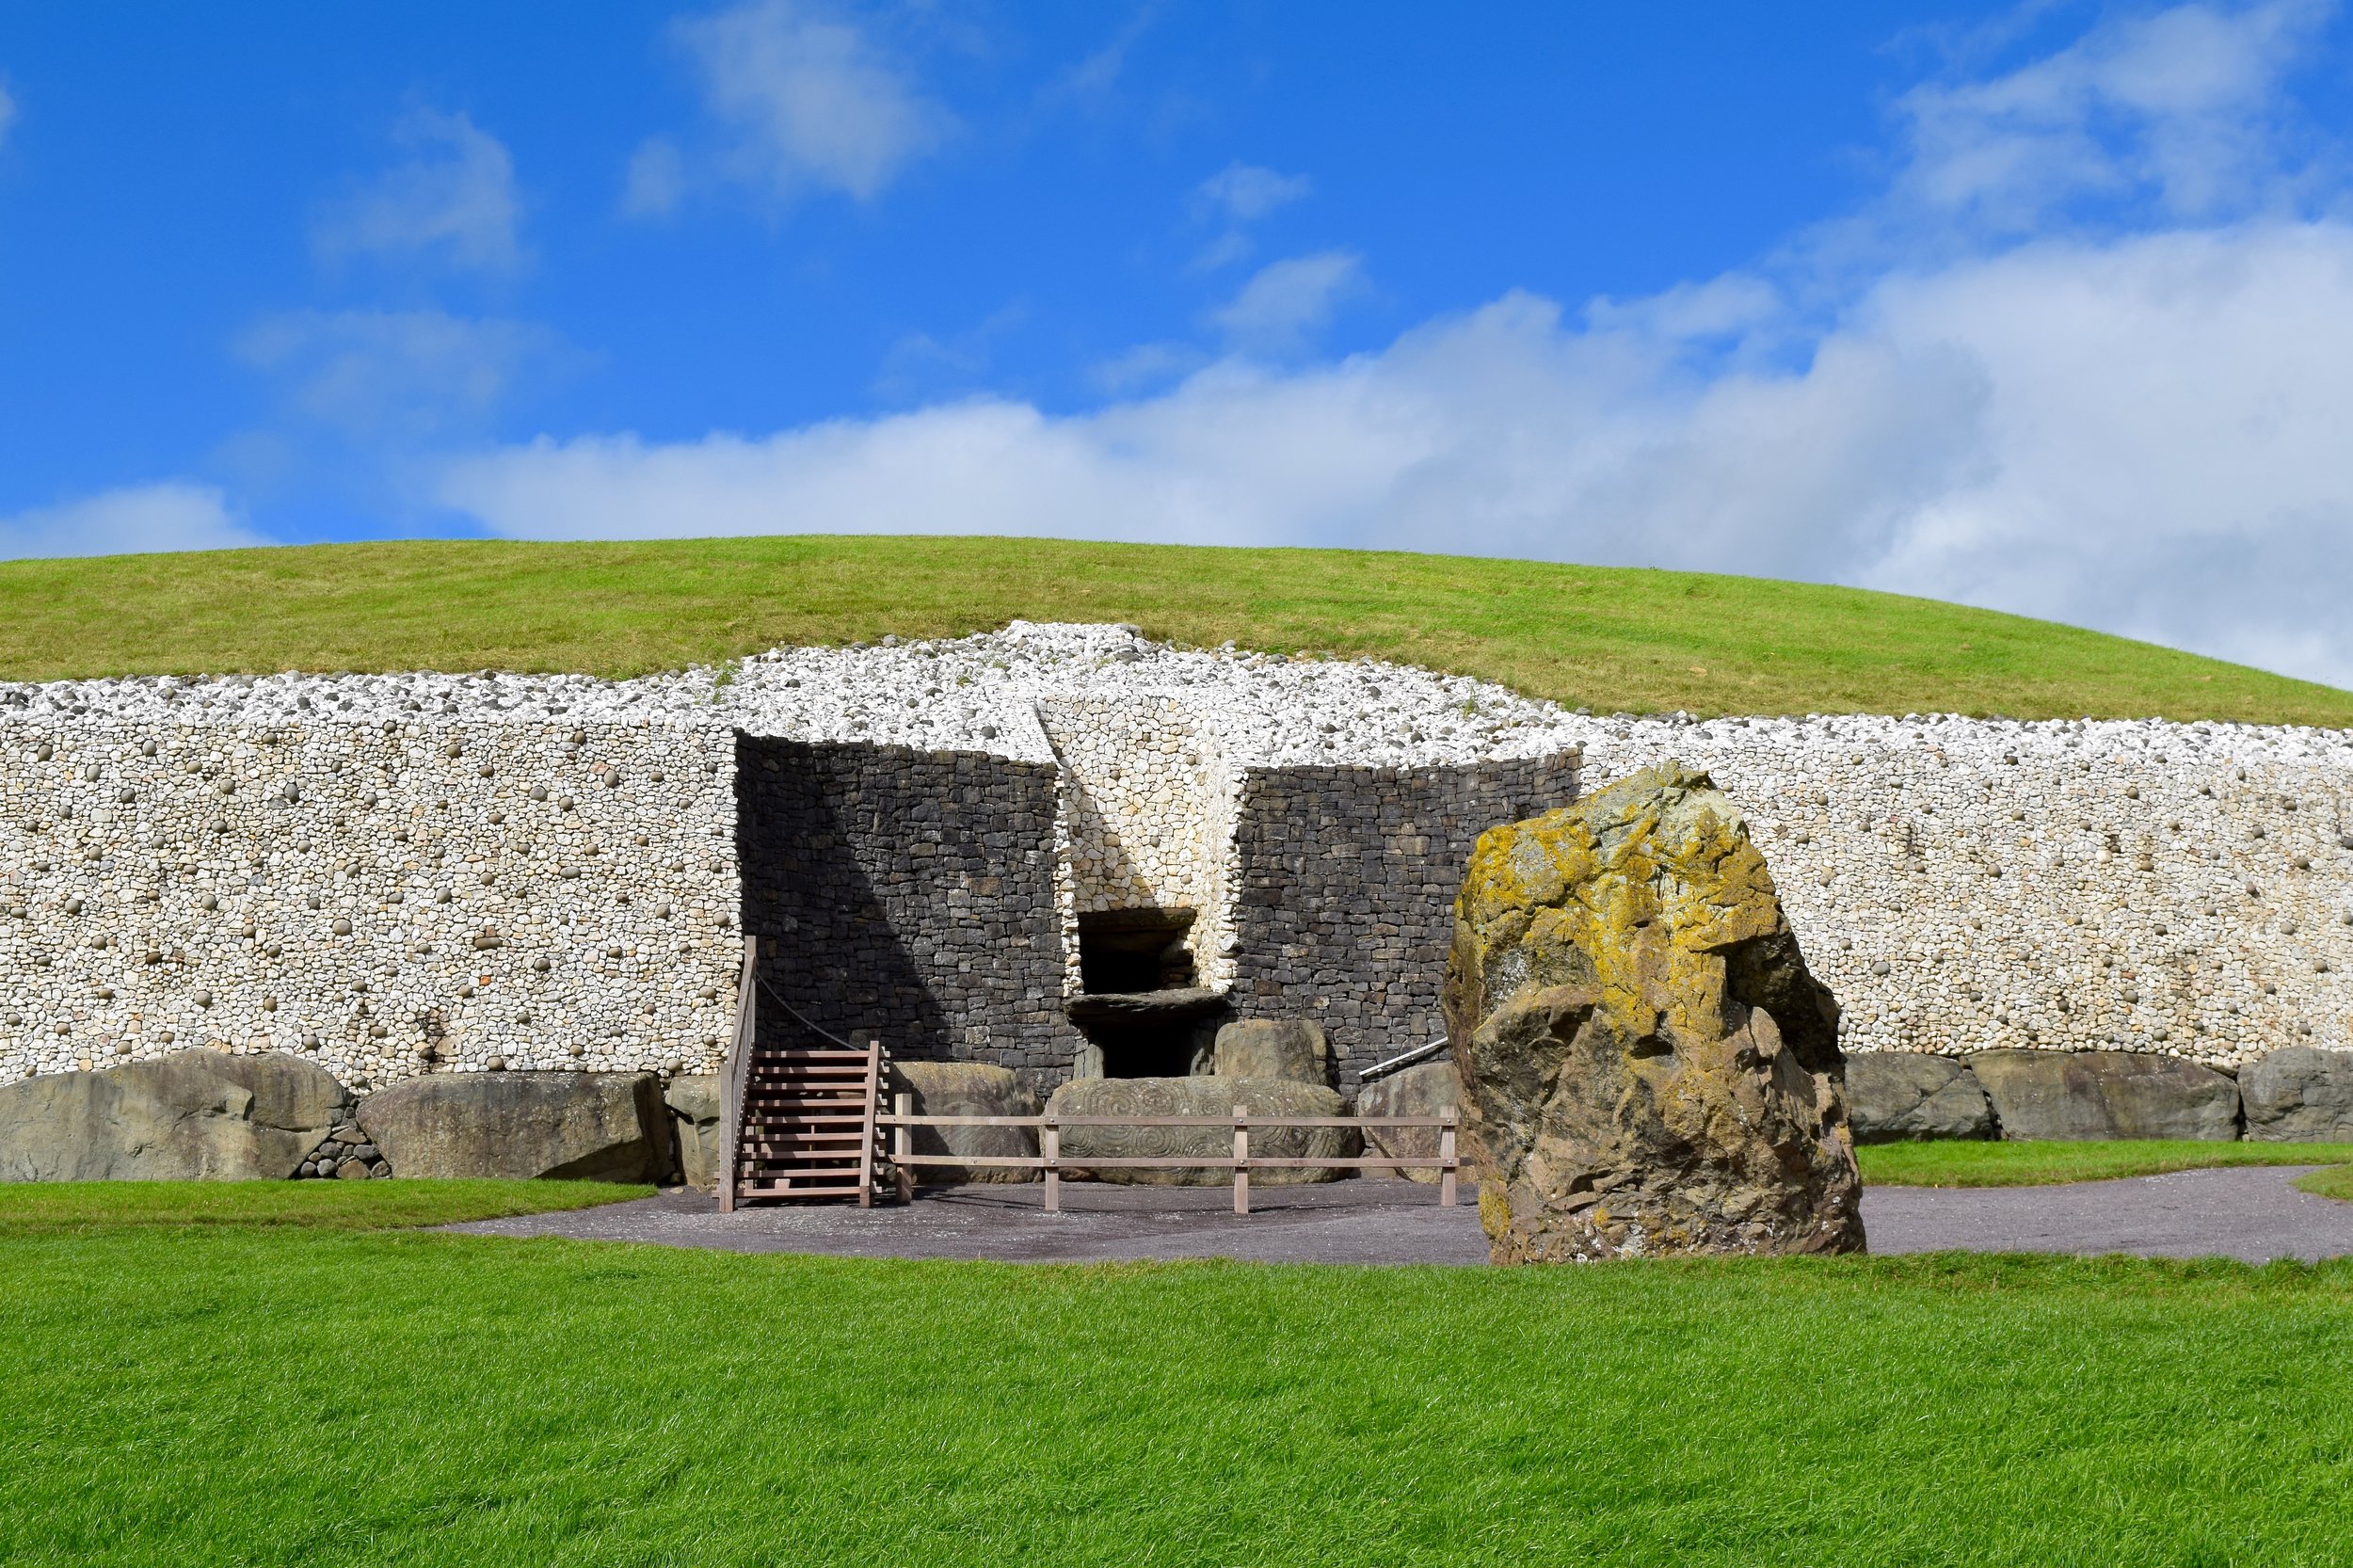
[1445,763,1865,1261]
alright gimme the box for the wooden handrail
[716,933,758,1214]
[879,1113,1462,1128]
[872,1105,1464,1214]
[854,1038,880,1210]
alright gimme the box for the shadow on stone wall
[734,737,1082,1080]
[1226,754,1580,1089]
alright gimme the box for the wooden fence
[879,1101,1461,1214]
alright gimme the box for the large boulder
[1965,1049,2239,1141]
[357,1072,667,1181]
[0,1050,352,1182]
[1354,1059,1460,1183]
[664,1075,724,1190]
[893,1061,1042,1183]
[1210,1019,1332,1086]
[1046,1075,1357,1186]
[1444,764,1865,1262]
[1847,1053,1995,1143]
[2238,1047,2353,1142]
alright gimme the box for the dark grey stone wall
[1224,753,1581,1089]
[734,739,1083,1081]
[735,735,1578,1095]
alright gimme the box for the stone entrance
[1067,907,1222,1077]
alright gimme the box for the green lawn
[3,535,2345,723]
[4,1184,2353,1564]
[1857,1140,2353,1188]
[2297,1165,2353,1202]
[0,1178,651,1235]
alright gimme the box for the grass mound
[0,1178,651,1235]
[3,535,2345,723]
[1856,1139,2353,1187]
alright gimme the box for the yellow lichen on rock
[1445,763,1865,1263]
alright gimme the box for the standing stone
[1210,1019,1331,1086]
[664,1075,724,1190]
[1046,1075,1357,1186]
[0,1050,352,1181]
[1354,1059,1459,1183]
[1846,1053,1995,1143]
[2238,1047,2353,1142]
[357,1072,667,1181]
[1444,764,1864,1262]
[894,1062,1042,1184]
[1965,1049,2239,1141]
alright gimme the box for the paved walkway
[445,1166,2353,1265]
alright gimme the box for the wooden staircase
[719,938,888,1210]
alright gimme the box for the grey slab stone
[893,1061,1041,1184]
[1966,1049,2240,1142]
[664,1074,723,1191]
[357,1071,665,1181]
[0,1050,352,1182]
[1211,1019,1332,1086]
[1046,1075,1356,1186]
[2241,1047,2353,1143]
[1354,1059,1459,1182]
[1847,1052,1994,1143]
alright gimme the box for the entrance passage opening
[1067,907,1222,1078]
[1078,907,1198,994]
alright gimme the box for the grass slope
[1857,1140,2353,1188]
[6,1226,2353,1567]
[3,536,2346,724]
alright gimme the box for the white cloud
[1208,251,1365,354]
[237,309,576,440]
[437,3,2353,691]
[1875,0,2325,246]
[1193,162,1311,225]
[622,136,689,218]
[440,216,2353,689]
[1049,7,1160,110]
[0,483,266,564]
[1188,161,1311,270]
[631,0,952,216]
[315,108,524,274]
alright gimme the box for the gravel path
[444,1166,2353,1265]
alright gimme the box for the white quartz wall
[1037,696,1243,994]
[1579,715,2353,1066]
[0,718,742,1089]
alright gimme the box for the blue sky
[6,2,2353,686]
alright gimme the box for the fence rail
[879,1104,1461,1214]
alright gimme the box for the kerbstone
[1354,1059,1459,1183]
[357,1071,667,1181]
[894,1062,1041,1184]
[664,1074,723,1190]
[1847,1053,1994,1143]
[1046,1075,1356,1186]
[0,1049,350,1181]
[1210,1019,1331,1086]
[1966,1049,2240,1142]
[2241,1047,2353,1142]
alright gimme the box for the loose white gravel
[0,621,1584,768]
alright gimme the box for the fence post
[891,1090,914,1205]
[1043,1116,1061,1214]
[1439,1110,1458,1208]
[1233,1105,1249,1216]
